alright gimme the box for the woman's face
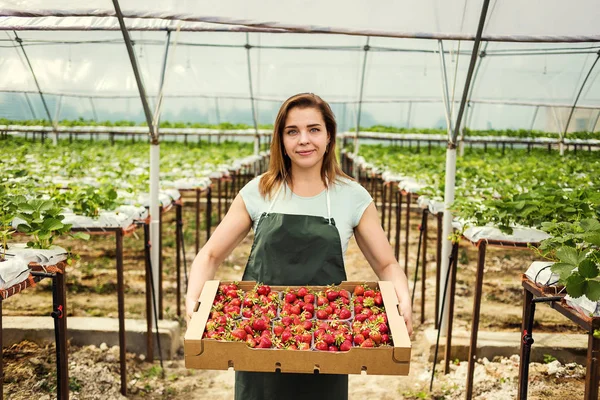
[282,107,329,173]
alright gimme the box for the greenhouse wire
[563,51,600,137]
[11,31,55,135]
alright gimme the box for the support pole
[439,0,490,336]
[353,37,370,175]
[112,0,161,353]
[461,43,488,156]
[245,33,260,155]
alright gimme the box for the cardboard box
[185,281,411,375]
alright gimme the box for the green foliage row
[350,124,599,140]
[357,144,600,300]
[0,117,274,131]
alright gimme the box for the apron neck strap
[267,178,332,221]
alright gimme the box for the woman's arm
[354,202,413,336]
[185,194,252,323]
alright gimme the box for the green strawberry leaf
[42,218,64,231]
[584,233,600,247]
[556,246,586,267]
[585,280,600,302]
[551,262,576,281]
[578,259,599,279]
[566,274,587,298]
[71,232,90,241]
[581,219,600,232]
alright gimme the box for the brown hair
[259,93,351,198]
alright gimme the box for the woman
[186,93,413,400]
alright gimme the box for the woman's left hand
[398,296,413,336]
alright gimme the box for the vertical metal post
[406,101,412,128]
[176,203,182,317]
[53,271,68,400]
[466,241,487,400]
[421,209,428,324]
[404,192,412,274]
[353,37,371,165]
[245,33,260,155]
[116,229,127,396]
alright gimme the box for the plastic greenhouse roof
[1,0,600,42]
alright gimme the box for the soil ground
[2,190,588,399]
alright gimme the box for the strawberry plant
[537,219,600,301]
[0,188,18,260]
[14,197,88,249]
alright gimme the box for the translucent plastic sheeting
[2,0,600,42]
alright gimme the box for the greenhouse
[0,1,599,399]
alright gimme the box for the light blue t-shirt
[239,175,373,257]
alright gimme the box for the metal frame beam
[112,0,157,144]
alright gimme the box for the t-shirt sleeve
[351,181,374,227]
[239,176,263,223]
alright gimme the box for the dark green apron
[236,182,348,400]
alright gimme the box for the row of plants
[349,125,600,140]
[0,136,254,253]
[354,144,600,300]
[0,118,274,131]
[2,119,598,140]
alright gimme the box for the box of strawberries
[184,281,411,375]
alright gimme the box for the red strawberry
[370,331,382,345]
[381,334,390,344]
[355,313,368,323]
[252,318,267,331]
[303,303,315,313]
[364,289,375,298]
[231,328,247,341]
[297,287,308,297]
[378,323,389,334]
[304,293,315,304]
[257,285,271,296]
[298,342,311,351]
[257,336,272,348]
[339,290,350,300]
[302,320,313,331]
[316,310,328,320]
[340,340,353,352]
[353,285,365,296]
[290,304,301,315]
[226,289,239,298]
[246,337,256,348]
[322,333,335,345]
[374,293,383,306]
[285,292,297,303]
[326,290,339,302]
[317,296,329,306]
[315,340,328,351]
[339,309,351,320]
[244,324,254,335]
[328,346,338,352]
[300,333,312,344]
[281,316,292,326]
[361,338,374,348]
[273,325,284,336]
[281,331,292,343]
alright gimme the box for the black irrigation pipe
[177,214,189,292]
[430,241,459,392]
[144,222,165,375]
[519,296,563,400]
[411,209,428,307]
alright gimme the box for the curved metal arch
[563,51,600,137]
